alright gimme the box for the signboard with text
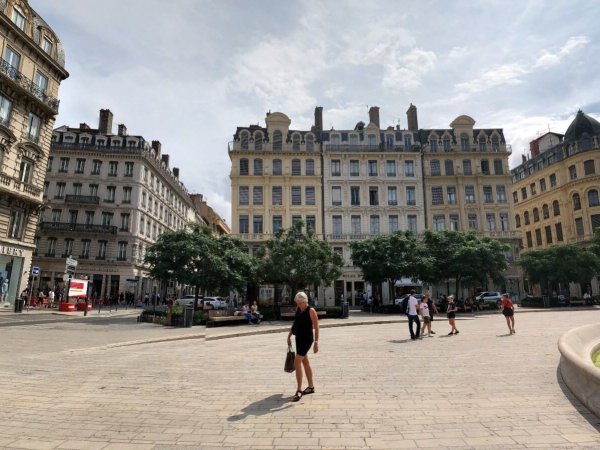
[69,279,89,298]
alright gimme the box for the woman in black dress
[287,291,320,402]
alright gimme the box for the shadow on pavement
[389,338,414,344]
[556,365,600,430]
[228,394,292,421]
[496,333,513,337]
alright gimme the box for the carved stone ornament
[57,42,65,67]
[0,1,7,13]
[32,16,41,42]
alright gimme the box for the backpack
[399,297,410,315]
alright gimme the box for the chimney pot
[406,103,418,131]
[98,109,113,135]
[368,106,380,128]
[521,154,527,164]
[161,154,170,167]
[151,140,161,156]
[313,106,323,133]
[173,167,179,178]
[118,124,127,137]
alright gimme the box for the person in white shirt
[48,289,55,307]
[419,297,432,336]
[407,290,421,340]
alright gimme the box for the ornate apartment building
[511,110,600,295]
[419,112,522,297]
[33,109,194,300]
[322,105,425,305]
[190,193,230,236]
[0,0,68,308]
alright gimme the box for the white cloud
[447,46,468,59]
[382,48,437,91]
[534,35,590,68]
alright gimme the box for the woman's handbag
[284,345,295,373]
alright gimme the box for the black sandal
[302,386,315,395]
[292,390,302,402]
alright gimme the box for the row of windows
[431,213,510,232]
[331,186,417,207]
[3,44,51,113]
[516,191,600,228]
[430,158,503,176]
[46,210,131,231]
[427,134,501,153]
[431,185,506,205]
[239,158,315,176]
[9,4,56,59]
[330,215,419,235]
[238,214,317,234]
[239,186,316,206]
[524,224,566,247]
[0,94,42,142]
[48,158,135,176]
[139,216,171,240]
[141,191,184,228]
[513,159,597,203]
[239,131,316,151]
[44,182,133,203]
[35,238,129,260]
[330,160,415,177]
[57,134,142,148]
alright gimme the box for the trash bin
[183,305,194,327]
[341,301,349,318]
[14,299,25,313]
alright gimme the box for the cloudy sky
[34,0,600,225]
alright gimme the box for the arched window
[533,208,540,222]
[292,133,301,151]
[272,130,282,150]
[240,131,249,150]
[239,158,249,176]
[305,134,314,151]
[272,159,282,176]
[573,193,581,210]
[542,204,549,219]
[291,159,301,176]
[553,200,560,216]
[515,214,521,228]
[461,133,469,151]
[430,159,440,176]
[254,132,263,151]
[588,189,600,207]
[444,160,454,176]
[524,211,530,225]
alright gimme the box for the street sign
[63,274,70,283]
[66,256,78,268]
[31,266,40,276]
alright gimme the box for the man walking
[407,290,421,340]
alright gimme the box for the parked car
[202,296,228,309]
[476,291,502,309]
[175,295,201,309]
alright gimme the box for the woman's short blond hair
[448,295,455,301]
[294,291,308,303]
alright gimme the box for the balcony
[0,57,60,114]
[325,144,417,153]
[65,195,100,205]
[39,222,118,235]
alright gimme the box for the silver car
[476,291,502,309]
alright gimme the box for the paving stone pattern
[0,310,599,449]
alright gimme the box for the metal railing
[39,222,118,235]
[64,195,100,204]
[0,57,60,113]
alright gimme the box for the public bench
[279,306,327,319]
[206,310,261,327]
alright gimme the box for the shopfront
[0,244,27,309]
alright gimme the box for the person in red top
[500,293,515,334]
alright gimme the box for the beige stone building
[33,109,195,301]
[511,110,600,296]
[419,112,522,298]
[190,193,229,236]
[0,0,68,308]
[321,105,425,305]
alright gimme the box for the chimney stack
[529,139,540,158]
[368,106,380,128]
[313,106,323,133]
[521,154,527,164]
[406,103,418,131]
[79,123,90,130]
[161,154,170,167]
[118,124,127,137]
[98,109,113,135]
[151,140,161,157]
[173,167,179,178]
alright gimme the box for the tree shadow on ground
[556,364,600,431]
[228,394,292,421]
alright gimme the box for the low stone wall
[558,323,600,417]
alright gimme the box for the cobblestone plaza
[0,309,599,449]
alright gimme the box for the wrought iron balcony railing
[65,195,100,204]
[0,57,60,113]
[39,222,118,235]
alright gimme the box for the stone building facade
[0,0,68,308]
[33,109,194,301]
[511,110,600,296]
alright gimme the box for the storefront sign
[69,279,88,298]
[0,245,24,257]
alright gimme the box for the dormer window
[42,37,53,54]
[11,7,26,31]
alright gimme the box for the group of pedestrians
[407,290,516,339]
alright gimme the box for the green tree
[520,244,600,294]
[145,224,258,301]
[258,221,343,303]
